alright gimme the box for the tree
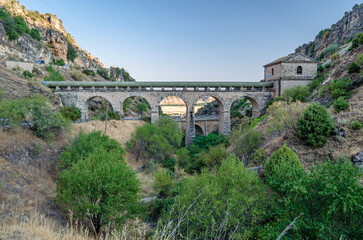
[30,28,41,41]
[282,86,310,103]
[60,105,81,121]
[297,103,335,147]
[265,144,306,196]
[67,43,77,62]
[57,148,140,234]
[161,156,270,239]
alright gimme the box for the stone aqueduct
[43,81,275,145]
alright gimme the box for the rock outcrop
[0,0,103,68]
[296,4,363,58]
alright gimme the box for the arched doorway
[122,96,151,119]
[195,124,204,136]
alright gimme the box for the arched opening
[159,96,187,117]
[297,66,303,74]
[122,96,151,119]
[195,124,204,136]
[86,96,118,120]
[230,96,259,129]
[195,96,222,134]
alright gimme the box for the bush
[54,59,65,66]
[347,62,360,73]
[69,69,90,81]
[333,96,349,112]
[250,147,267,165]
[329,77,352,99]
[0,95,70,139]
[0,9,30,40]
[57,133,139,234]
[330,52,339,61]
[153,168,174,198]
[318,44,339,60]
[357,54,363,65]
[67,43,77,62]
[43,66,64,81]
[230,128,264,159]
[351,120,362,130]
[308,73,328,91]
[30,28,41,41]
[282,86,310,102]
[265,144,306,195]
[126,117,181,162]
[297,103,335,147]
[59,131,124,169]
[82,69,95,76]
[162,158,176,172]
[97,67,109,80]
[351,32,363,49]
[60,105,81,120]
[187,133,225,157]
[22,70,34,78]
[160,156,270,239]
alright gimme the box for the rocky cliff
[0,0,103,68]
[296,3,363,58]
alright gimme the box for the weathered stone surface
[351,152,363,167]
[333,127,346,138]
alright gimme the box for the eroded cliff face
[296,4,363,58]
[0,0,103,68]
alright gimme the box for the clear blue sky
[20,0,360,81]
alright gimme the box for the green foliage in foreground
[0,8,30,40]
[59,105,81,121]
[161,156,270,239]
[333,96,349,112]
[44,66,64,81]
[126,117,181,162]
[264,159,363,239]
[0,95,70,139]
[329,77,353,99]
[297,103,334,147]
[57,131,139,234]
[265,144,306,196]
[351,120,362,130]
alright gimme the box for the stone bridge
[42,81,275,145]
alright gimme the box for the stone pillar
[151,111,159,123]
[252,109,259,118]
[219,111,231,135]
[185,106,195,146]
[79,102,89,120]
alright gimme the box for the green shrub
[318,44,339,60]
[329,77,352,99]
[153,168,174,198]
[187,133,225,157]
[30,28,41,41]
[60,105,81,121]
[57,138,139,234]
[160,156,270,239]
[162,158,176,172]
[357,54,363,65]
[351,120,362,130]
[333,97,349,112]
[250,147,267,165]
[176,147,193,172]
[126,117,181,162]
[250,114,268,128]
[22,70,34,78]
[82,69,95,76]
[265,144,306,195]
[97,67,109,80]
[297,103,335,147]
[317,65,324,73]
[330,52,339,61]
[351,32,363,49]
[308,73,328,91]
[230,128,264,159]
[95,108,119,120]
[0,9,30,40]
[67,43,77,62]
[54,59,65,66]
[348,62,360,73]
[43,66,64,81]
[282,86,310,102]
[0,95,70,139]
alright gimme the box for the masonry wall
[281,62,317,79]
[280,79,312,93]
[264,63,282,81]
[5,60,34,72]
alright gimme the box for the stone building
[263,53,317,96]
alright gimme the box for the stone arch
[195,124,204,135]
[121,96,152,118]
[81,95,118,120]
[158,95,188,117]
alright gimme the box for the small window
[297,66,302,74]
[271,68,274,75]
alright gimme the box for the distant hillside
[0,0,103,68]
[296,3,363,58]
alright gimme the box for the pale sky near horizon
[20,0,361,81]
